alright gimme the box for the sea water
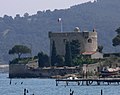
[0,73,120,95]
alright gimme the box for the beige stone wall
[83,63,100,76]
[91,52,103,59]
[84,32,97,52]
[49,31,97,56]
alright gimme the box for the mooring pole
[56,80,58,86]
[101,89,103,95]
[24,88,26,95]
[10,79,12,85]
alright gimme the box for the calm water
[0,73,120,95]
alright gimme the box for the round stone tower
[83,29,97,52]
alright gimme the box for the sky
[0,0,93,17]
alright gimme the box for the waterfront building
[49,27,98,58]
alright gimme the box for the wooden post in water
[66,81,68,86]
[24,88,26,95]
[101,89,103,95]
[56,81,58,86]
[9,79,12,85]
[78,81,80,85]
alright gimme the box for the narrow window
[88,39,92,43]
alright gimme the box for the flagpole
[60,20,63,32]
[58,18,63,32]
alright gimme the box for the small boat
[100,67,120,77]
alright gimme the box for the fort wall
[49,30,97,56]
[9,64,81,78]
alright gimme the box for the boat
[100,67,120,77]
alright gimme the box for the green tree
[9,45,31,59]
[70,40,80,59]
[38,52,49,67]
[55,55,64,67]
[65,41,72,66]
[51,41,57,66]
[72,55,95,66]
[65,40,80,66]
[115,27,120,34]
[97,45,103,53]
[72,56,83,66]
[112,35,120,46]
[112,27,120,46]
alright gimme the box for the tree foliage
[115,27,120,34]
[38,52,49,67]
[65,40,80,66]
[97,45,103,53]
[70,40,80,59]
[72,55,96,66]
[112,34,120,46]
[65,41,72,66]
[112,27,120,46]
[9,45,31,59]
[55,55,64,67]
[51,41,57,66]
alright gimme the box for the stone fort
[49,28,98,56]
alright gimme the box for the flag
[58,18,62,22]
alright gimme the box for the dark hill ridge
[0,0,120,63]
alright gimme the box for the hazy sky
[0,0,93,17]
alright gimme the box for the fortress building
[49,27,98,57]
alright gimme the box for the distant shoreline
[0,64,9,68]
[0,64,9,73]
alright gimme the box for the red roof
[82,51,96,55]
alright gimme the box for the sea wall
[9,64,81,78]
